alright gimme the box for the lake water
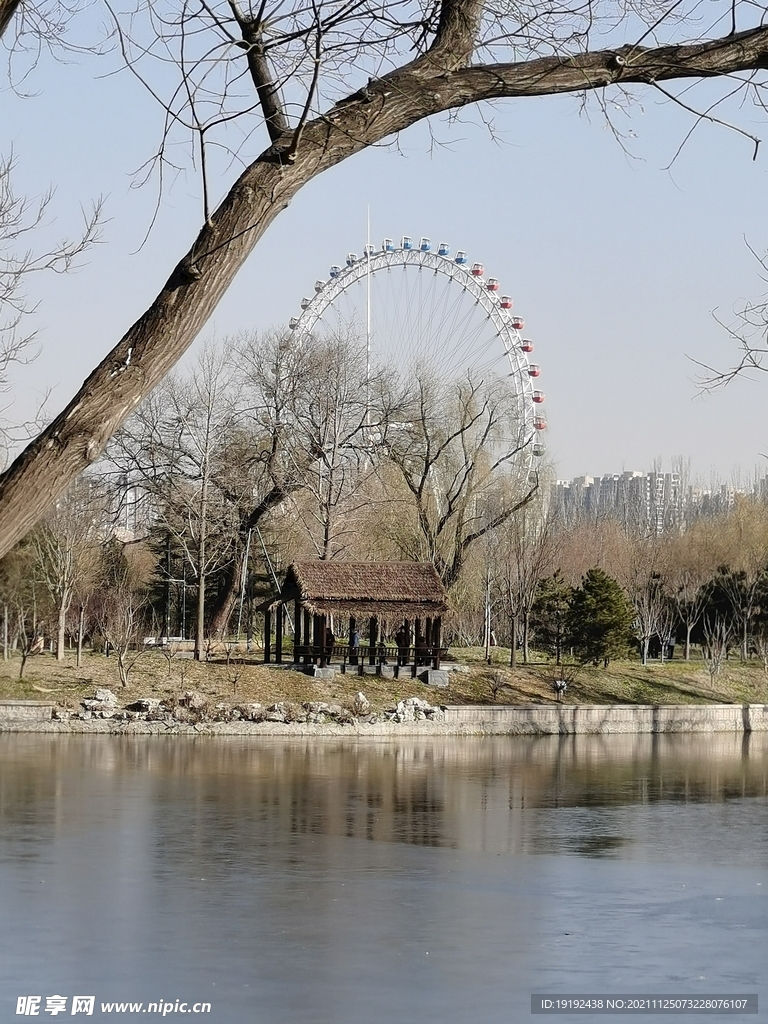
[1,733,766,1023]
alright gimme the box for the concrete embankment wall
[1,701,767,735]
[440,703,768,734]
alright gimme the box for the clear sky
[4,23,768,485]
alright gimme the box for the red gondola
[532,391,545,404]
[520,340,534,353]
[471,263,484,276]
[528,364,541,377]
[486,278,499,291]
[500,295,513,309]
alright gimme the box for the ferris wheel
[289,235,547,463]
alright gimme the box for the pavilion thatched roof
[277,561,448,619]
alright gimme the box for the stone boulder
[352,691,370,715]
[391,696,443,723]
[236,703,264,722]
[179,690,208,711]
[94,688,118,706]
[81,688,120,716]
[125,698,161,714]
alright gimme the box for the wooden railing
[291,643,448,670]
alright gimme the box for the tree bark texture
[0,0,20,40]
[2,25,768,554]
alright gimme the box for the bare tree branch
[3,15,768,553]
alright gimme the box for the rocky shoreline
[1,687,454,736]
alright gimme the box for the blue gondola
[455,250,467,264]
[420,236,431,251]
[401,235,413,250]
[438,242,450,256]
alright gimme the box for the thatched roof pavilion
[261,561,448,672]
[281,561,447,619]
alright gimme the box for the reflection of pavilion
[259,561,448,673]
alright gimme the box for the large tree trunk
[209,552,244,639]
[76,604,85,669]
[2,27,768,554]
[509,615,518,669]
[0,0,21,39]
[56,602,67,661]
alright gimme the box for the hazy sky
[4,23,768,485]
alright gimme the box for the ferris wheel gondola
[290,237,547,463]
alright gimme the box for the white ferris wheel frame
[290,245,541,459]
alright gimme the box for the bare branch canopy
[1,0,768,555]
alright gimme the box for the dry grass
[1,645,766,711]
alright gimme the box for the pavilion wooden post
[293,599,302,664]
[368,616,378,666]
[425,617,433,665]
[264,607,272,664]
[318,613,327,667]
[433,616,442,669]
[303,609,312,666]
[275,603,283,664]
[312,614,321,665]
[349,615,357,665]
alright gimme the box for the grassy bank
[0,646,766,713]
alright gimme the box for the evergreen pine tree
[568,568,634,667]
[530,572,574,664]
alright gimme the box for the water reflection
[2,733,767,859]
[0,734,766,1024]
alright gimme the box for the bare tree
[494,495,559,667]
[0,537,44,677]
[111,345,239,660]
[701,614,732,688]
[32,477,104,660]
[206,330,333,634]
[2,0,768,552]
[381,372,536,586]
[290,331,375,560]
[95,540,153,687]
